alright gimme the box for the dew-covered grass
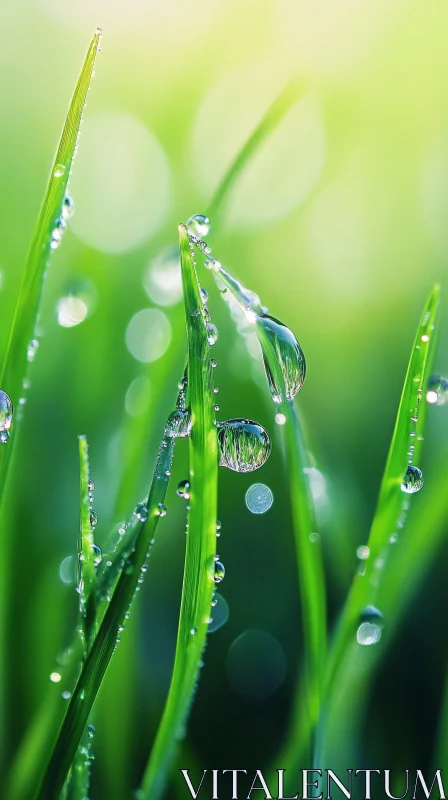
[1,19,448,800]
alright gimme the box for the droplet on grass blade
[426,374,448,406]
[401,465,424,494]
[208,594,229,632]
[256,314,306,403]
[0,390,13,443]
[187,214,210,239]
[27,339,39,363]
[134,503,148,523]
[214,560,225,583]
[217,419,271,473]
[206,323,218,346]
[166,409,192,438]
[177,479,190,499]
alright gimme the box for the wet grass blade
[138,225,218,800]
[325,284,440,690]
[0,29,101,501]
[207,77,306,220]
[77,435,97,651]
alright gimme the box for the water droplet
[135,503,148,523]
[0,390,13,442]
[90,510,98,529]
[88,724,95,739]
[57,295,88,327]
[216,520,222,536]
[208,594,229,633]
[62,691,72,700]
[166,409,192,438]
[214,404,220,412]
[177,479,190,499]
[256,314,306,403]
[211,359,218,368]
[27,338,39,363]
[87,479,95,493]
[275,412,286,426]
[200,287,208,305]
[54,163,66,178]
[214,560,225,583]
[158,503,167,517]
[206,324,218,346]
[401,465,424,494]
[50,672,62,683]
[62,195,74,220]
[92,544,102,567]
[245,482,274,514]
[357,607,384,646]
[217,419,271,473]
[426,375,448,406]
[190,627,198,635]
[187,214,210,238]
[356,545,370,560]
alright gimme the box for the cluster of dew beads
[401,465,424,494]
[217,419,271,473]
[357,606,384,646]
[426,374,448,406]
[50,195,74,251]
[0,390,13,444]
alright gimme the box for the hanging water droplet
[92,544,102,567]
[401,465,424,494]
[27,339,39,363]
[158,503,167,518]
[0,390,13,443]
[245,482,274,514]
[206,324,218,346]
[214,560,225,583]
[200,287,208,305]
[90,510,98,529]
[62,690,72,700]
[187,214,210,239]
[426,374,448,406]
[166,409,192,438]
[135,503,148,523]
[216,520,222,536]
[256,314,306,403]
[208,593,229,633]
[217,419,271,473]
[177,479,191,500]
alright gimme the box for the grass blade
[138,225,218,800]
[0,28,101,500]
[207,77,306,220]
[77,435,97,651]
[325,284,440,689]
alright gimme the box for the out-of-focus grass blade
[77,435,97,651]
[326,284,440,689]
[0,29,101,501]
[138,226,218,800]
[207,77,306,220]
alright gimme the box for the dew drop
[54,163,66,178]
[50,672,62,683]
[62,691,72,700]
[401,465,424,494]
[177,479,191,500]
[214,560,225,583]
[166,409,192,438]
[0,390,13,442]
[90,510,98,529]
[357,606,384,646]
[27,339,39,363]
[211,359,218,368]
[206,324,218,346]
[217,419,271,473]
[62,195,74,219]
[158,503,167,518]
[275,412,286,426]
[92,544,102,567]
[256,314,306,403]
[216,519,222,536]
[135,503,148,523]
[200,288,208,305]
[356,545,370,560]
[426,375,448,406]
[187,214,210,239]
[245,482,274,514]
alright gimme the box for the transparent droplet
[401,465,424,494]
[187,214,210,239]
[206,324,218,346]
[200,287,208,305]
[357,621,382,646]
[90,510,98,529]
[177,479,190,499]
[166,409,192,438]
[88,724,95,739]
[87,479,95,493]
[0,390,13,441]
[275,412,286,426]
[54,163,66,178]
[92,544,102,567]
[135,503,149,523]
[62,195,74,220]
[256,314,306,403]
[57,295,88,328]
[426,374,448,406]
[216,519,222,536]
[158,503,167,518]
[245,483,274,514]
[217,419,271,473]
[62,691,72,700]
[208,594,229,633]
[27,339,39,363]
[356,545,370,560]
[211,359,218,368]
[214,560,225,583]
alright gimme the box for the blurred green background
[1,0,448,797]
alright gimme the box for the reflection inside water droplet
[0,390,13,443]
[401,465,424,494]
[217,419,271,473]
[187,214,210,239]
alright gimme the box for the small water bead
[88,725,95,739]
[275,412,286,426]
[214,560,225,583]
[92,544,102,567]
[211,359,218,368]
[357,606,384,647]
[245,483,274,514]
[356,545,370,560]
[158,503,167,517]
[90,510,98,529]
[135,503,149,523]
[213,386,219,394]
[217,419,271,473]
[200,287,208,305]
[62,691,72,700]
[27,339,39,363]
[54,163,66,178]
[216,520,222,536]
[208,594,229,633]
[62,195,74,220]
[214,404,220,412]
[256,314,306,404]
[177,479,191,500]
[0,390,13,443]
[426,374,448,406]
[87,479,95,493]
[166,409,192,438]
[401,465,424,494]
[50,672,62,683]
[187,214,210,239]
[206,324,218,346]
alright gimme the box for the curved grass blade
[0,29,101,501]
[325,284,440,690]
[207,77,306,220]
[138,225,218,800]
[35,430,176,800]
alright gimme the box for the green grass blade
[325,284,440,689]
[77,435,97,651]
[207,77,306,220]
[0,28,101,500]
[35,437,175,800]
[139,225,218,800]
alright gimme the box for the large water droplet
[256,314,306,403]
[245,483,274,514]
[187,214,210,239]
[401,465,424,494]
[0,390,13,443]
[177,479,190,499]
[357,607,384,647]
[426,374,448,406]
[214,560,225,583]
[217,419,271,473]
[166,410,192,438]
